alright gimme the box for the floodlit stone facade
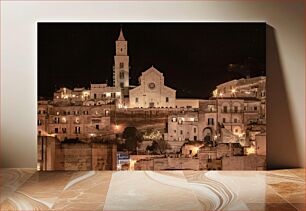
[175,99,200,109]
[89,83,122,104]
[53,87,90,102]
[213,76,266,100]
[38,101,113,141]
[165,97,264,149]
[113,28,130,96]
[129,66,176,108]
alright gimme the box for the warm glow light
[89,133,96,137]
[246,146,256,155]
[213,89,218,97]
[106,92,111,97]
[115,124,120,130]
[238,133,245,138]
[129,159,137,170]
[231,88,236,94]
[193,147,200,153]
[62,117,66,123]
[234,132,245,138]
[213,135,218,140]
[123,105,128,109]
[190,117,194,121]
[245,91,251,94]
[219,92,224,97]
[117,164,121,170]
[72,94,75,97]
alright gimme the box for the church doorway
[149,102,155,108]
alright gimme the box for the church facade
[129,66,176,108]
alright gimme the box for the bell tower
[113,27,129,91]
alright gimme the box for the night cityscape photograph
[3,1,305,210]
[37,23,266,171]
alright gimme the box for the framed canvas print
[37,23,266,171]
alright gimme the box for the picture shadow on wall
[266,25,300,169]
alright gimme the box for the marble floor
[0,169,304,211]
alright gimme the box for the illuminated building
[129,66,176,108]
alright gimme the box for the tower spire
[118,27,125,41]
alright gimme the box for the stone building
[175,99,201,109]
[165,97,264,146]
[181,142,203,157]
[213,76,266,100]
[129,66,176,108]
[38,101,113,141]
[213,76,266,124]
[53,87,90,103]
[89,83,122,104]
[165,112,199,152]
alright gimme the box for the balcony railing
[223,122,243,125]
[221,109,243,113]
[244,110,259,113]
[203,109,217,113]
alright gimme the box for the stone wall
[222,155,266,170]
[134,157,199,170]
[110,109,184,131]
[61,143,92,170]
[37,136,117,171]
[92,143,117,170]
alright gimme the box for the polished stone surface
[0,169,304,210]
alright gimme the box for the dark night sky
[38,23,266,99]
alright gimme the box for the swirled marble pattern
[0,169,36,204]
[0,169,304,210]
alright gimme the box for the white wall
[1,1,304,168]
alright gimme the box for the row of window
[38,117,104,125]
[38,110,47,114]
[209,118,240,124]
[173,128,197,135]
[169,117,240,127]
[53,110,109,116]
[53,124,100,134]
[223,105,259,112]
[135,97,170,103]
[93,93,118,99]
[172,127,240,136]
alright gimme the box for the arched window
[120,71,124,79]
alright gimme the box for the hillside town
[37,28,266,171]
